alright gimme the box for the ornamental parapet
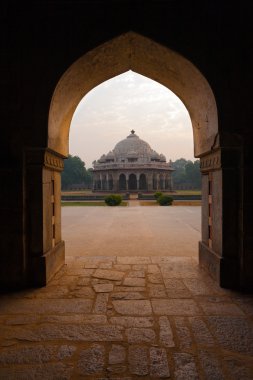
[93,163,174,171]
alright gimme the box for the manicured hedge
[104,194,122,206]
[157,195,173,206]
[154,191,163,200]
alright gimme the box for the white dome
[93,130,171,169]
[113,131,152,159]
[127,150,138,158]
[151,150,160,159]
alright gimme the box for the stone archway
[35,31,232,287]
[48,32,218,157]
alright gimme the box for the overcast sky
[70,70,194,168]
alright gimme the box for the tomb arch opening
[119,173,127,191]
[128,173,137,191]
[37,32,231,288]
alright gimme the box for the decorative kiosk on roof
[92,130,174,192]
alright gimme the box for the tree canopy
[61,155,92,189]
[172,158,201,189]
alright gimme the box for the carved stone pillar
[126,173,129,191]
[199,147,242,288]
[25,148,65,286]
[241,139,253,290]
[106,173,109,191]
[147,173,153,191]
[112,173,118,191]
[162,176,166,190]
[136,173,140,190]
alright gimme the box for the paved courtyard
[0,255,253,379]
[62,206,201,258]
[0,207,252,379]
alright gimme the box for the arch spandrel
[48,32,218,158]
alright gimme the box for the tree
[61,155,90,189]
[86,168,93,187]
[185,160,201,188]
[172,158,201,189]
[172,158,188,185]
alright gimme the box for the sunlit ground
[62,206,200,258]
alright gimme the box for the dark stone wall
[2,1,253,151]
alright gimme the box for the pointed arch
[139,173,147,190]
[119,173,127,191]
[48,32,218,158]
[128,173,137,190]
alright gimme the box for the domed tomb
[92,130,174,192]
[113,130,152,161]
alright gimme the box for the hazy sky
[70,70,194,168]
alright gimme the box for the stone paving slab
[112,300,152,315]
[152,299,201,316]
[0,255,252,379]
[0,299,93,314]
[109,316,154,328]
[93,269,125,281]
[0,324,124,342]
[207,316,253,354]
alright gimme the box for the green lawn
[61,190,201,197]
[61,190,93,196]
[139,200,201,206]
[61,201,128,207]
[170,190,201,195]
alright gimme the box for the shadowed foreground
[0,255,252,379]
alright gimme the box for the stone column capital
[25,148,65,172]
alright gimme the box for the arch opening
[139,174,147,191]
[45,32,226,288]
[48,32,218,159]
[119,173,127,191]
[128,173,137,190]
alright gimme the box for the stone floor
[0,255,252,379]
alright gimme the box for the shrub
[104,194,122,206]
[154,191,163,200]
[157,195,173,206]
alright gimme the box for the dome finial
[130,129,135,135]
